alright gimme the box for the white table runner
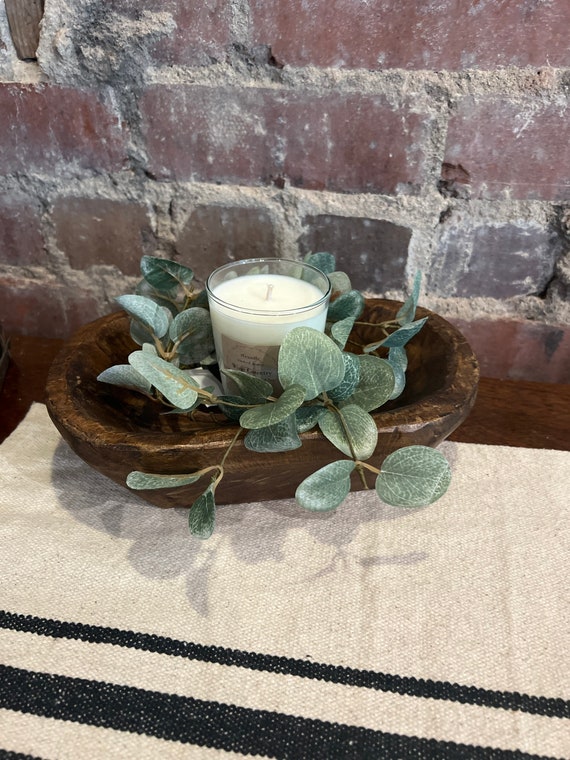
[0,404,568,759]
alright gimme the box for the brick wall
[0,0,568,382]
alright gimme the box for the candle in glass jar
[206,259,331,392]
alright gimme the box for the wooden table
[1,334,569,450]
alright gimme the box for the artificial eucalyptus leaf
[141,255,194,292]
[126,470,203,490]
[327,352,360,403]
[375,446,451,507]
[304,251,336,274]
[216,394,251,421]
[396,271,422,325]
[188,486,216,540]
[135,279,180,316]
[345,355,395,412]
[244,415,301,453]
[387,346,408,400]
[192,289,210,309]
[97,364,152,394]
[171,307,215,364]
[318,405,378,461]
[278,327,345,401]
[221,369,273,401]
[379,317,428,349]
[295,404,326,433]
[328,271,352,296]
[330,315,356,350]
[239,384,306,430]
[129,351,198,409]
[326,290,365,322]
[116,294,171,340]
[295,460,355,512]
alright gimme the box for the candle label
[220,335,281,387]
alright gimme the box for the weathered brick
[107,0,233,65]
[0,84,129,175]
[451,317,570,384]
[251,0,570,70]
[53,197,154,276]
[0,275,104,339]
[140,85,429,194]
[443,97,570,201]
[298,215,411,293]
[0,191,45,266]
[175,205,277,284]
[430,220,561,298]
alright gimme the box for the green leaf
[330,315,356,350]
[377,317,428,349]
[296,460,355,511]
[375,446,451,507]
[216,394,251,421]
[116,294,171,340]
[135,279,180,316]
[327,353,360,403]
[304,251,336,274]
[129,351,199,409]
[328,271,352,296]
[170,307,215,364]
[126,471,203,490]
[141,256,194,292]
[244,415,301,453]
[278,327,345,401]
[318,405,378,461]
[189,486,216,539]
[97,364,152,394]
[295,405,325,433]
[327,290,365,322]
[239,385,306,429]
[396,271,421,325]
[345,355,395,412]
[221,369,273,401]
[387,346,408,400]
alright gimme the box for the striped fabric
[0,404,568,759]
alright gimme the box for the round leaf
[239,385,306,430]
[318,405,378,461]
[244,415,302,453]
[116,294,171,340]
[327,353,360,403]
[345,355,395,412]
[97,364,152,394]
[278,327,345,401]
[141,256,194,291]
[376,446,451,507]
[295,460,355,511]
[129,351,198,409]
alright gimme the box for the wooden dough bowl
[45,300,479,508]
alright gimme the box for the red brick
[0,275,106,339]
[451,317,570,384]
[141,85,429,194]
[0,84,129,174]
[251,0,570,70]
[298,215,410,292]
[53,197,154,276]
[175,205,277,284]
[0,191,44,266]
[443,98,570,201]
[107,0,233,65]
[430,220,561,298]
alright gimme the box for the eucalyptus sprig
[98,254,451,539]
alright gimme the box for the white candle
[206,259,331,392]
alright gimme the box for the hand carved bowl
[45,300,479,508]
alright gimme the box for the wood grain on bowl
[45,300,479,508]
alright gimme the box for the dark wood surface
[1,333,569,451]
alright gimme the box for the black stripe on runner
[0,752,46,760]
[0,664,564,760]
[0,609,568,720]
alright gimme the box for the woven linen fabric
[0,404,568,760]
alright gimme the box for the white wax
[210,274,327,344]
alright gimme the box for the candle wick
[265,283,274,301]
